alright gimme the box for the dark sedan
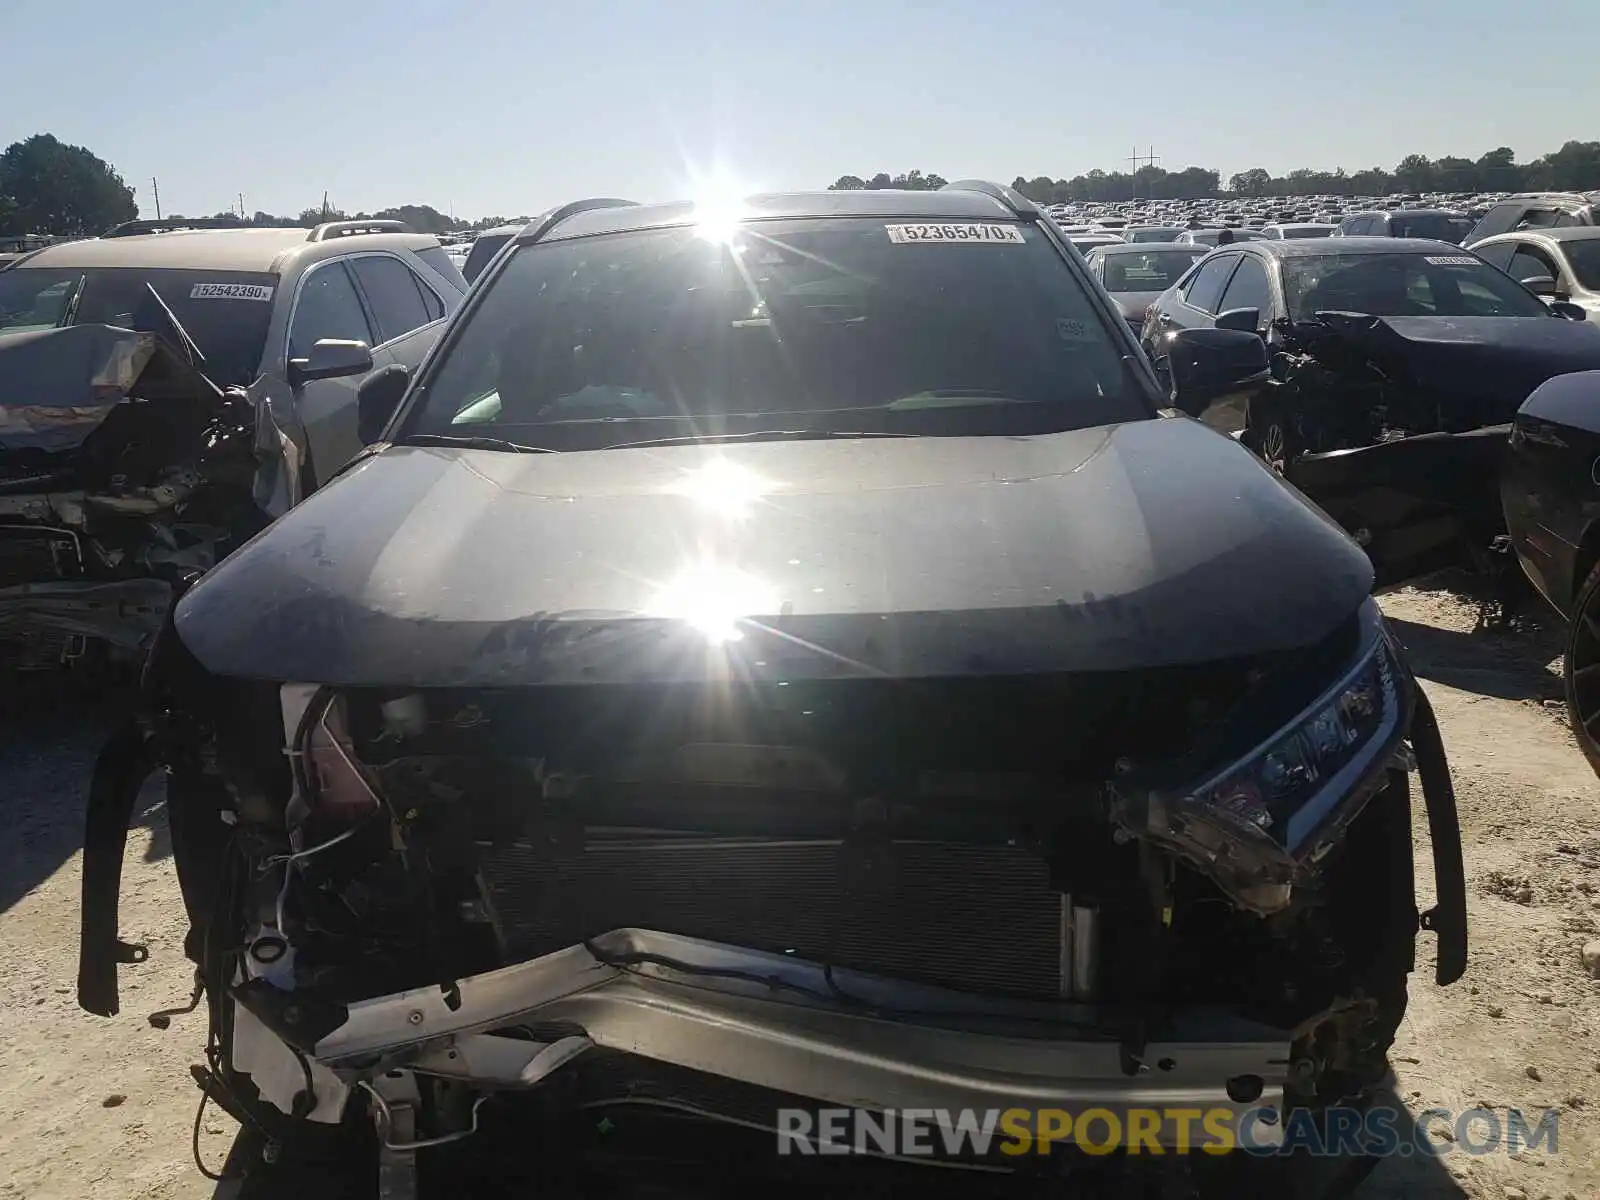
[1083,242,1208,339]
[1332,210,1473,243]
[461,223,524,284]
[1145,237,1600,585]
[1503,369,1600,775]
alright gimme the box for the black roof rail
[938,179,1041,220]
[307,219,412,242]
[513,199,639,246]
[103,217,248,238]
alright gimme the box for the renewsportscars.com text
[775,1106,1560,1158]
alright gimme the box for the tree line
[167,205,526,235]
[0,134,528,237]
[832,142,1600,205]
[7,131,1600,237]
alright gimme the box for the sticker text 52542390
[190,283,275,302]
[885,224,1026,245]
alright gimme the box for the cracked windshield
[3,2,1600,1200]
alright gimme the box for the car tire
[1245,399,1295,474]
[1563,560,1600,778]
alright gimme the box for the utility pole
[238,193,245,220]
[151,177,162,219]
[321,191,330,220]
[1127,147,1160,201]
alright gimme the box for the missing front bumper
[277,929,1292,1149]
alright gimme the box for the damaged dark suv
[79,184,1468,1195]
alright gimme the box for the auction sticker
[190,283,274,301]
[885,223,1025,244]
[1055,316,1095,342]
[1423,256,1477,267]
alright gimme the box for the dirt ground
[1,582,1597,1200]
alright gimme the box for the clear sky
[5,0,1598,220]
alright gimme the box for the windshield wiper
[143,282,208,371]
[609,429,909,450]
[395,433,556,454]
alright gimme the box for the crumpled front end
[0,325,264,672]
[87,591,1466,1182]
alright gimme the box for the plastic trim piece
[938,179,1041,220]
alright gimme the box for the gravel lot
[1,583,1597,1200]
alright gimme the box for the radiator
[0,526,82,590]
[478,836,1064,999]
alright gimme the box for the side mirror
[1520,274,1558,296]
[357,364,411,445]
[288,338,373,386]
[1550,300,1587,321]
[1165,327,1271,417]
[1214,306,1261,334]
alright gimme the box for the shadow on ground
[0,679,163,915]
[1385,615,1564,702]
[1191,1080,1475,1197]
[1383,569,1566,703]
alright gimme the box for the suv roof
[538,189,1027,244]
[1235,236,1461,258]
[17,225,445,275]
[1344,208,1465,220]
[1476,226,1600,245]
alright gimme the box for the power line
[1127,146,1160,200]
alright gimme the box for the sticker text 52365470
[885,224,1026,245]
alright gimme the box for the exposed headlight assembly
[1111,600,1411,915]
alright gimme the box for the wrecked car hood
[1346,315,1600,412]
[174,417,1374,686]
[0,324,165,455]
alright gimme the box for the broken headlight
[1112,600,1409,915]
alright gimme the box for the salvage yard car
[1082,241,1207,338]
[79,183,1467,1195]
[1463,191,1600,247]
[1472,226,1600,318]
[0,219,466,674]
[1331,210,1472,242]
[1144,237,1600,588]
[1502,369,1600,776]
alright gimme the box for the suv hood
[173,417,1373,686]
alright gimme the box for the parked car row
[1044,189,1600,253]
